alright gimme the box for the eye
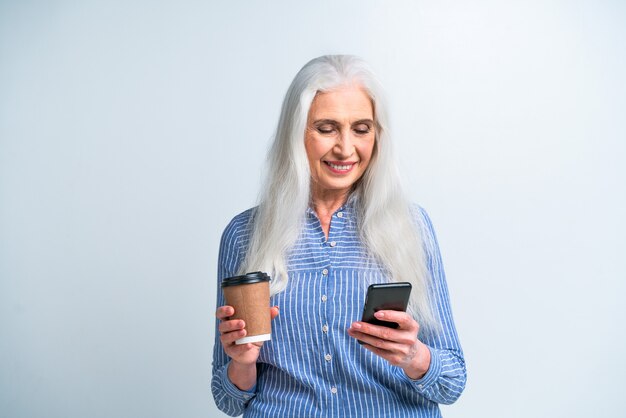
[353,124,372,135]
[316,124,336,134]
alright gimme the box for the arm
[347,207,466,405]
[210,213,257,416]
[407,206,466,404]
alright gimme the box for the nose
[333,130,355,158]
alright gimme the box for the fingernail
[352,322,361,329]
[375,311,385,318]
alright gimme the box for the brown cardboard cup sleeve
[222,272,271,345]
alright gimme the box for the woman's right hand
[216,305,280,366]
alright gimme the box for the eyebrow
[313,119,339,125]
[312,118,374,125]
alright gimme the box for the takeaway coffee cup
[221,271,271,345]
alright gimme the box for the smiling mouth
[324,161,357,173]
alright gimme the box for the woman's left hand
[347,310,431,380]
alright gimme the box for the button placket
[317,206,349,404]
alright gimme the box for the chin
[322,179,358,192]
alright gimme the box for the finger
[218,319,245,334]
[216,305,235,320]
[347,327,386,347]
[359,341,406,366]
[347,327,378,346]
[348,329,410,364]
[373,310,419,332]
[348,327,407,352]
[349,321,402,342]
[221,328,247,345]
[230,342,262,356]
[224,342,257,360]
[270,306,280,320]
[349,321,415,346]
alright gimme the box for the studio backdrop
[1,1,625,417]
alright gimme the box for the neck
[310,188,349,217]
[310,187,350,239]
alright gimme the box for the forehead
[308,85,373,120]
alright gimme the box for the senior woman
[211,55,466,417]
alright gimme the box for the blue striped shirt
[211,200,466,417]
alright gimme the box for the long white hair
[240,55,438,332]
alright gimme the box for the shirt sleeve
[211,212,257,416]
[396,206,467,405]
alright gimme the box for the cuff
[219,361,257,403]
[399,346,442,393]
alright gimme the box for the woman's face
[305,85,376,200]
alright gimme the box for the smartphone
[360,282,412,329]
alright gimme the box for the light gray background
[1,1,625,417]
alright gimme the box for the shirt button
[321,295,327,302]
[418,384,424,390]
[330,386,338,394]
[336,212,343,218]
[322,324,328,333]
[325,354,332,361]
[329,241,336,247]
[322,268,329,276]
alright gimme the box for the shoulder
[408,203,434,231]
[218,208,256,276]
[408,203,440,250]
[219,207,257,249]
[218,207,257,271]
